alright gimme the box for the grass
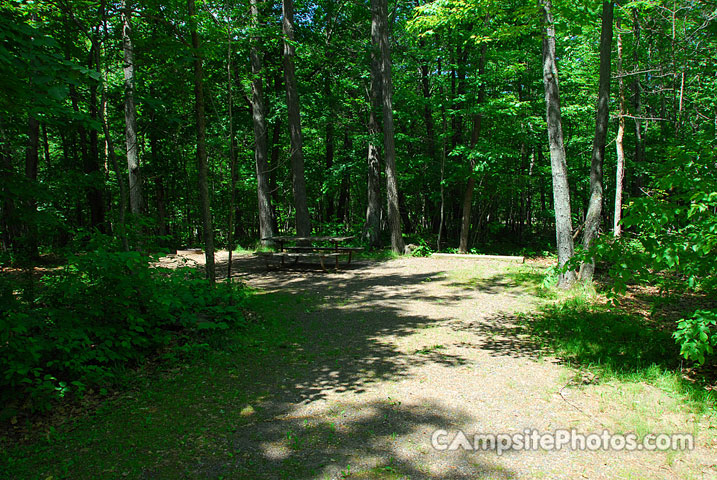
[0,291,307,479]
[523,291,717,415]
[355,248,403,262]
[4,257,716,478]
[446,263,557,299]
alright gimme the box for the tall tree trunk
[0,123,17,252]
[324,75,335,223]
[121,1,141,215]
[374,0,404,253]
[227,22,237,281]
[250,0,276,246]
[87,39,106,232]
[579,1,613,282]
[98,7,129,251]
[189,0,215,283]
[22,116,40,261]
[282,0,311,237]
[458,43,487,253]
[542,0,576,288]
[419,40,437,164]
[631,9,645,195]
[364,2,382,248]
[614,20,626,237]
[437,57,447,251]
[41,124,50,169]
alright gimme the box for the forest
[1,0,717,477]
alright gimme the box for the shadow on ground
[5,255,536,479]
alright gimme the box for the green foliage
[674,310,717,366]
[408,239,434,257]
[0,249,247,413]
[528,297,678,373]
[575,144,717,365]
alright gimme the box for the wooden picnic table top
[261,235,355,243]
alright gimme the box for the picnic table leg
[319,256,327,272]
[281,254,285,266]
[335,255,339,269]
[348,251,352,264]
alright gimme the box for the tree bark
[631,9,645,195]
[614,19,626,237]
[458,43,487,253]
[87,38,106,232]
[364,1,383,248]
[227,20,237,281]
[189,0,215,283]
[579,1,613,282]
[374,0,404,253]
[282,0,311,237]
[99,6,129,251]
[250,0,276,246]
[542,0,576,288]
[22,116,40,260]
[324,74,335,223]
[0,123,17,252]
[437,56,447,251]
[121,1,141,215]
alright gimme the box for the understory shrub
[0,249,247,414]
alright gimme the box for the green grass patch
[0,289,307,479]
[446,263,556,299]
[525,295,717,413]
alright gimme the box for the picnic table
[256,235,363,271]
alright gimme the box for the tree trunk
[227,21,237,281]
[121,1,141,215]
[189,0,215,283]
[542,0,576,288]
[22,116,39,261]
[437,56,447,251]
[282,0,311,237]
[631,9,645,195]
[324,75,335,223]
[0,124,17,252]
[579,1,613,282]
[458,42,487,253]
[374,0,404,253]
[364,2,382,248]
[87,39,106,232]
[98,9,129,251]
[41,124,50,169]
[250,0,276,246]
[614,20,626,237]
[419,40,437,164]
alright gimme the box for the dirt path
[170,253,712,480]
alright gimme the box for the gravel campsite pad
[163,252,714,480]
[7,253,715,479]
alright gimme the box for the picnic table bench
[255,236,363,271]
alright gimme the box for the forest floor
[4,253,717,479]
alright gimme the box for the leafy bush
[580,144,717,365]
[0,249,247,413]
[674,310,717,365]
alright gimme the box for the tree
[250,0,276,247]
[374,0,404,254]
[541,0,575,287]
[121,0,142,215]
[579,1,614,282]
[458,42,487,254]
[364,0,383,249]
[614,17,626,237]
[282,0,311,238]
[188,0,215,282]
